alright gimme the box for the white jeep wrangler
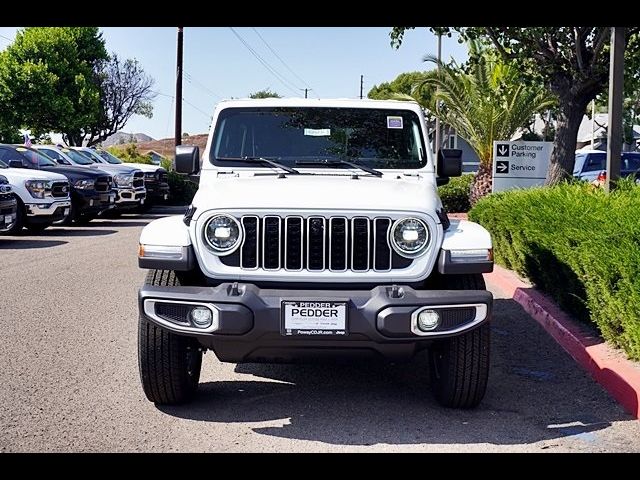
[137,98,493,408]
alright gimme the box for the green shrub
[469,178,640,360]
[166,171,198,205]
[438,174,474,212]
[107,144,154,164]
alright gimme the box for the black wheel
[1,197,24,234]
[430,274,490,409]
[138,269,202,405]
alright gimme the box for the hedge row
[438,174,474,213]
[469,180,640,361]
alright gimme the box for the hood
[86,163,140,174]
[194,173,439,213]
[1,167,70,182]
[122,162,163,173]
[39,165,108,180]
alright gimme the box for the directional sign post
[492,141,553,193]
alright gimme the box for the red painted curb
[486,265,640,418]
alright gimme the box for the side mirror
[8,160,23,169]
[174,145,200,175]
[437,149,462,178]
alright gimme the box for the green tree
[390,27,640,184]
[84,54,155,146]
[249,89,281,99]
[0,27,108,145]
[368,70,436,125]
[417,41,555,203]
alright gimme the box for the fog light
[191,307,213,328]
[417,309,440,331]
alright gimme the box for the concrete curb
[487,265,640,419]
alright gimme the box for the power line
[182,97,212,119]
[228,27,301,96]
[184,71,222,100]
[251,27,316,96]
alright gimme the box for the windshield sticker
[304,128,331,136]
[387,116,403,129]
[16,147,27,152]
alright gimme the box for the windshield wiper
[295,159,383,177]
[216,156,300,175]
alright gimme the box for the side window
[42,149,70,164]
[582,154,605,172]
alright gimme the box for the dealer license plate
[4,214,13,224]
[281,301,347,336]
[64,208,70,216]
[164,193,169,200]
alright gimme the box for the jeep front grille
[225,215,410,272]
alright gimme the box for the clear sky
[0,27,467,140]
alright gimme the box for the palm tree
[417,41,555,204]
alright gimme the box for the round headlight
[203,214,242,254]
[389,217,430,258]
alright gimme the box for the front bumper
[25,200,71,223]
[139,283,493,363]
[74,190,116,216]
[0,197,18,231]
[115,187,146,209]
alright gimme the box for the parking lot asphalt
[1,211,639,452]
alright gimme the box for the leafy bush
[469,179,640,360]
[165,171,198,205]
[107,144,153,164]
[438,174,474,212]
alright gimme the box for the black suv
[0,173,18,232]
[0,144,116,224]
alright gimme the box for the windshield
[210,107,427,170]
[0,159,7,169]
[16,147,57,167]
[63,149,95,165]
[96,150,123,164]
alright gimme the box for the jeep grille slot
[262,216,281,270]
[373,218,392,271]
[229,214,409,273]
[285,216,303,270]
[329,217,348,271]
[307,216,325,271]
[241,216,259,269]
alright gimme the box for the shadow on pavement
[38,228,118,237]
[159,298,632,446]
[0,239,67,249]
[89,220,152,228]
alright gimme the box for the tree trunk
[469,163,493,206]
[63,132,85,146]
[545,97,590,185]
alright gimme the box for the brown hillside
[110,134,209,159]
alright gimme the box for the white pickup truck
[136,98,493,409]
[0,156,71,233]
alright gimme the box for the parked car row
[574,149,640,184]
[0,144,170,234]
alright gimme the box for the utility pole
[304,88,308,99]
[605,27,625,192]
[360,75,363,100]
[175,27,184,148]
[434,32,442,155]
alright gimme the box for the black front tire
[1,198,24,234]
[430,274,490,409]
[138,269,202,405]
